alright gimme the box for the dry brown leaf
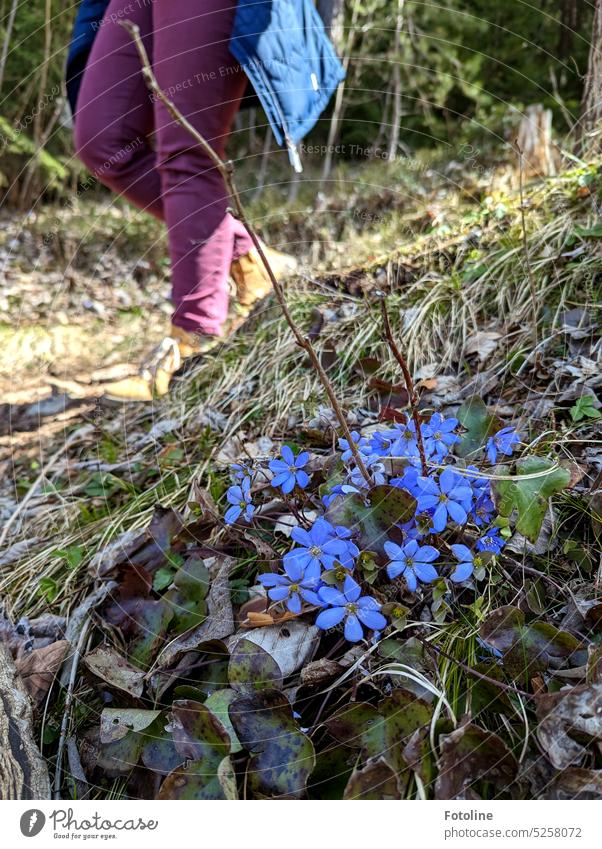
[16,640,70,702]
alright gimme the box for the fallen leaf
[228,621,319,679]
[16,639,70,702]
[536,682,602,769]
[344,757,402,800]
[435,722,517,799]
[83,646,146,698]
[100,708,161,744]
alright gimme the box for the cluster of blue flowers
[223,414,522,643]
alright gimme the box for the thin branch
[379,298,428,476]
[415,634,534,701]
[120,20,371,485]
[514,139,539,350]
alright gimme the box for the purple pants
[74,0,254,335]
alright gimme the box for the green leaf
[229,689,315,798]
[479,606,580,685]
[325,688,432,773]
[493,457,571,542]
[153,567,175,592]
[326,485,416,556]
[205,689,243,753]
[164,558,210,633]
[569,395,601,422]
[455,396,500,458]
[158,700,237,799]
[228,639,283,693]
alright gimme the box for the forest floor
[0,152,600,801]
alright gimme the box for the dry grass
[1,157,600,618]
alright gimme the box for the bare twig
[379,298,428,476]
[54,620,90,799]
[415,634,534,700]
[515,139,539,350]
[120,20,371,485]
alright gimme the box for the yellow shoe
[230,242,297,307]
[102,325,219,402]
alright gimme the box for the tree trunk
[0,642,51,800]
[578,0,602,153]
[516,104,558,179]
[387,0,405,162]
[317,0,345,49]
[0,0,19,92]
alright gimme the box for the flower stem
[379,298,429,476]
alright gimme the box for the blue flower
[449,544,474,582]
[258,559,321,614]
[269,445,310,494]
[316,575,387,642]
[346,454,386,490]
[486,427,521,464]
[384,539,439,591]
[230,462,252,482]
[389,418,419,459]
[369,428,398,457]
[471,492,495,527]
[476,527,505,554]
[390,463,421,495]
[224,477,254,524]
[284,517,349,571]
[415,468,473,532]
[422,413,460,460]
[339,431,371,463]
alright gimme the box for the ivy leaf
[455,396,500,458]
[229,689,315,798]
[493,457,571,542]
[326,485,416,556]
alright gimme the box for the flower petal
[281,445,294,465]
[315,606,346,629]
[343,575,361,602]
[344,613,363,642]
[318,586,347,607]
[356,607,387,631]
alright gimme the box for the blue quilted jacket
[66,0,345,170]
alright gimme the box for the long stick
[380,299,428,476]
[120,21,371,484]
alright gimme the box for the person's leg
[151,0,253,335]
[74,0,163,219]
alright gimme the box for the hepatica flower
[258,560,321,614]
[449,544,475,582]
[385,539,439,591]
[316,575,386,642]
[284,517,348,571]
[269,445,310,494]
[486,426,521,464]
[415,468,473,532]
[224,477,254,524]
[423,412,460,460]
[339,431,371,463]
[476,527,505,554]
[389,418,419,458]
